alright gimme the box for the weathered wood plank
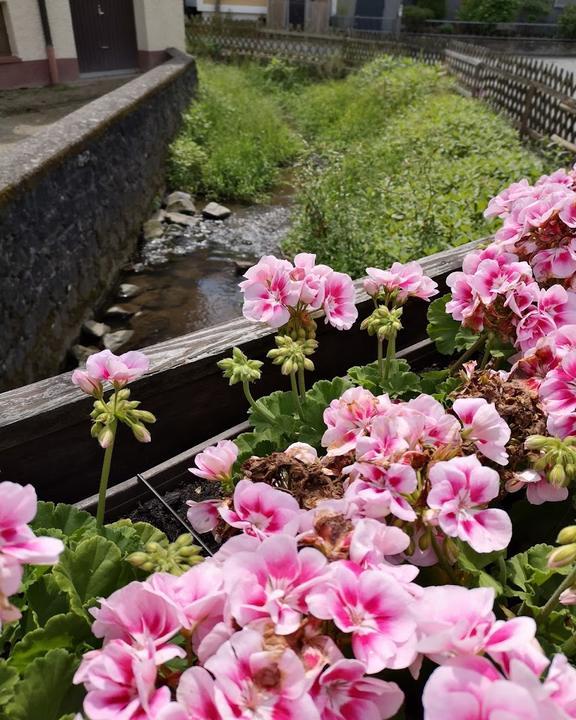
[0,240,481,504]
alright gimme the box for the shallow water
[104,197,293,351]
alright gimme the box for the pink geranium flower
[186,498,221,535]
[363,262,438,304]
[189,440,238,483]
[157,667,220,720]
[322,387,387,456]
[74,639,181,720]
[83,349,149,388]
[291,253,329,310]
[452,398,511,465]
[346,464,418,522]
[426,456,512,553]
[415,585,536,663]
[506,469,568,505]
[147,564,225,647]
[0,482,64,566]
[218,479,302,539]
[240,255,300,328]
[540,350,576,415]
[223,534,327,634]
[90,581,182,653]
[311,659,404,720]
[307,563,417,673]
[422,660,542,720]
[322,271,358,330]
[205,628,318,719]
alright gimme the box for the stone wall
[0,48,197,391]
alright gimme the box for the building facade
[0,0,186,89]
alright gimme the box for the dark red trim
[0,55,22,64]
[0,58,79,88]
[138,49,169,71]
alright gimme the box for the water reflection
[110,202,292,350]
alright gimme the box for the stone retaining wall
[0,49,197,391]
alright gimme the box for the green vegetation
[284,58,545,276]
[169,56,547,277]
[168,61,300,202]
[559,6,576,38]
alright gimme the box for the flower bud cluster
[267,335,318,375]
[127,534,203,575]
[89,388,156,448]
[218,347,263,385]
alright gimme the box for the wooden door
[70,0,139,74]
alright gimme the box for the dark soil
[128,472,220,543]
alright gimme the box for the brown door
[70,0,139,74]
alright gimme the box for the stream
[97,184,294,352]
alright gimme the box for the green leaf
[7,649,84,720]
[26,574,71,626]
[52,535,135,617]
[456,542,505,595]
[0,660,17,708]
[31,502,97,544]
[249,390,300,445]
[427,295,480,355]
[420,369,463,403]
[235,431,280,466]
[348,360,421,399]
[9,613,93,671]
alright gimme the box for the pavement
[0,75,136,153]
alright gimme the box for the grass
[167,61,301,203]
[169,56,550,276]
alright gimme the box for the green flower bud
[548,543,576,568]
[174,533,194,548]
[218,347,263,386]
[557,526,576,545]
[550,464,568,487]
[360,306,403,340]
[525,435,549,450]
[133,410,157,424]
[131,423,151,443]
[146,542,162,553]
[127,552,148,567]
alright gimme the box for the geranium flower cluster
[363,261,438,305]
[75,459,576,720]
[0,481,63,630]
[446,245,576,351]
[485,166,576,287]
[239,253,358,331]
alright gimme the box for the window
[555,0,567,9]
[0,3,11,56]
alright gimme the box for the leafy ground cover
[169,56,550,276]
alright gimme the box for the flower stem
[562,633,576,658]
[538,565,576,622]
[96,419,117,529]
[377,338,384,380]
[383,331,396,384]
[480,335,493,370]
[430,532,459,584]
[242,380,276,424]
[448,334,487,375]
[298,366,306,398]
[290,371,303,417]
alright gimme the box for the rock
[83,320,111,339]
[71,344,100,363]
[143,219,164,240]
[165,191,196,215]
[105,304,139,320]
[150,209,166,223]
[234,259,253,276]
[202,202,231,220]
[118,283,142,299]
[103,330,134,352]
[165,211,198,228]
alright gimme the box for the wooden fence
[445,41,576,149]
[187,20,576,149]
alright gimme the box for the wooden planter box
[0,241,480,512]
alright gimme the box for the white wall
[2,0,77,61]
[134,0,186,52]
